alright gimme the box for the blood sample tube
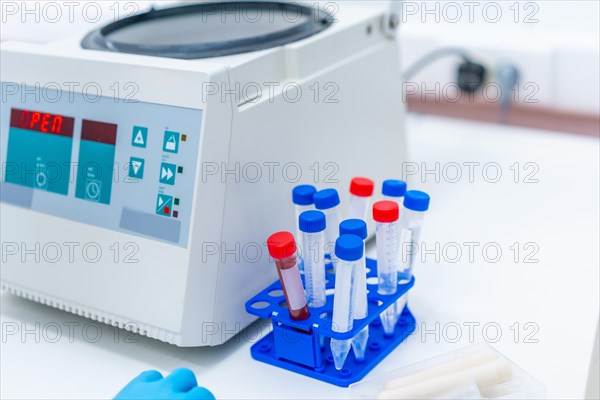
[348,177,375,221]
[267,231,310,321]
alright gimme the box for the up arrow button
[132,126,148,148]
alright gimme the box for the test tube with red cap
[373,201,400,335]
[267,232,310,321]
[348,177,375,221]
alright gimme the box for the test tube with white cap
[292,185,317,273]
[314,189,342,254]
[339,219,369,361]
[348,177,375,221]
[373,201,401,335]
[382,179,407,205]
[299,210,327,308]
[330,234,363,370]
[267,231,310,321]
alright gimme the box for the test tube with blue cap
[292,185,317,273]
[330,234,363,370]
[382,179,407,206]
[348,177,375,221]
[339,219,369,361]
[299,210,327,308]
[314,189,342,255]
[395,191,430,319]
[398,190,431,282]
[373,201,401,336]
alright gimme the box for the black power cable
[403,47,487,93]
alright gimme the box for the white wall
[0,1,177,43]
[399,0,600,114]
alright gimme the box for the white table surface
[2,115,599,399]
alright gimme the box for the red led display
[81,120,118,145]
[10,108,74,137]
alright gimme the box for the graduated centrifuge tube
[339,219,369,361]
[300,210,327,308]
[314,189,342,256]
[396,190,430,318]
[292,185,317,273]
[348,177,375,221]
[373,201,400,336]
[330,234,363,370]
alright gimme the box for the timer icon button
[85,180,102,202]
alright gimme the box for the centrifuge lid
[81,2,333,59]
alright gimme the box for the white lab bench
[1,115,598,399]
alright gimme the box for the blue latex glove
[115,368,215,400]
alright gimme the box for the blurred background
[1,0,599,136]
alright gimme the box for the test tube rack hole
[245,258,416,387]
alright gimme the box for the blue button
[129,157,145,179]
[132,126,148,148]
[159,162,177,185]
[163,131,180,153]
[156,194,173,217]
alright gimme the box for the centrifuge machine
[0,1,406,346]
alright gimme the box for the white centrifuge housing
[0,1,406,346]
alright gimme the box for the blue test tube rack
[245,258,416,387]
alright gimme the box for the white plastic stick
[384,348,498,390]
[377,359,512,400]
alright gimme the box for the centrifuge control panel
[0,83,202,248]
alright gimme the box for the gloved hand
[115,368,215,400]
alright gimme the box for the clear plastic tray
[350,343,546,399]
